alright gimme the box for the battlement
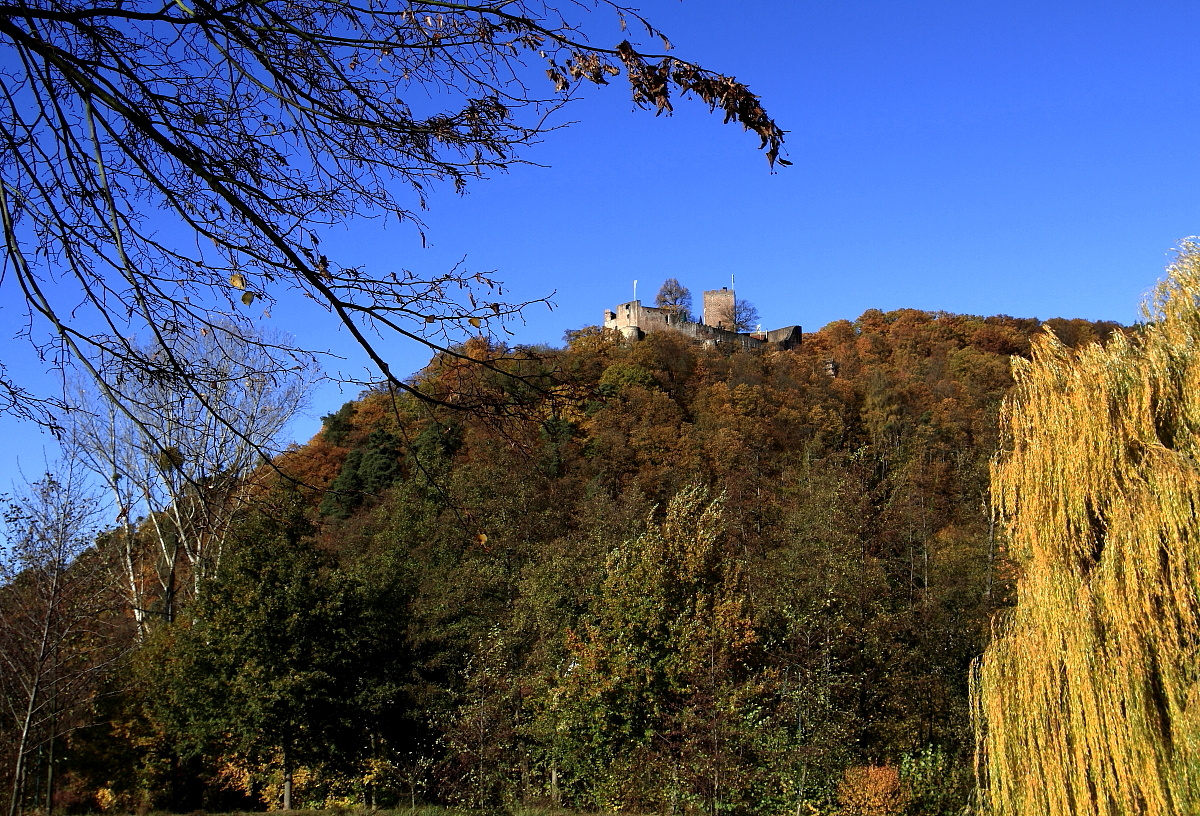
[603,295,801,351]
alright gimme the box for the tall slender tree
[65,326,315,635]
[0,465,118,816]
[547,486,785,812]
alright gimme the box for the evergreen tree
[319,429,404,518]
[144,494,411,809]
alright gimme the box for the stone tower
[703,288,735,330]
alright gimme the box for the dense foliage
[977,248,1200,816]
[0,307,1124,815]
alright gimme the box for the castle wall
[764,326,803,348]
[604,301,688,333]
[604,299,802,351]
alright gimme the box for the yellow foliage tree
[974,244,1200,815]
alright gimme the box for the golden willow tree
[975,244,1200,815]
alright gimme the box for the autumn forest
[1,293,1136,816]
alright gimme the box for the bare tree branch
[0,0,786,430]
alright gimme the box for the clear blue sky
[5,0,1200,485]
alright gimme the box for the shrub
[837,765,907,816]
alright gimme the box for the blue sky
[5,0,1200,486]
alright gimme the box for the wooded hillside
[0,309,1125,815]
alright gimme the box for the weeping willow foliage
[975,245,1200,815]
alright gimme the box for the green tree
[547,486,788,813]
[319,429,405,518]
[320,403,358,448]
[144,496,410,809]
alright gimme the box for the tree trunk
[282,746,292,811]
[8,571,58,816]
[44,732,54,816]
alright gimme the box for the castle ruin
[603,287,801,351]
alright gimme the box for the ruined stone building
[603,287,802,351]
